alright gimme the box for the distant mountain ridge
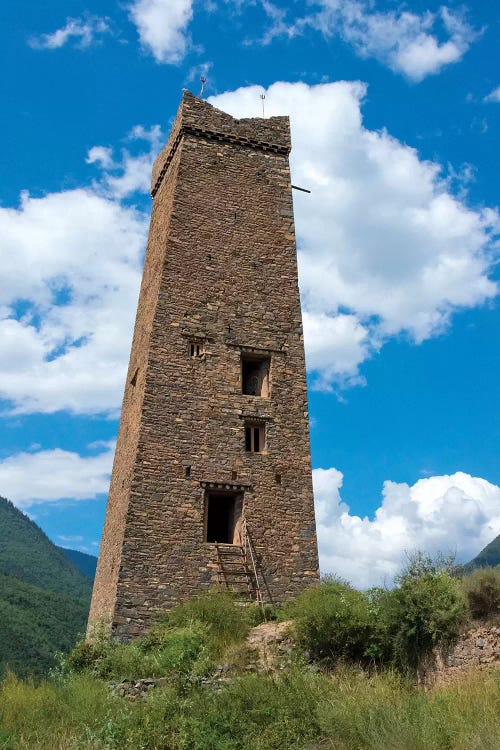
[58,547,97,579]
[463,534,500,573]
[0,495,94,676]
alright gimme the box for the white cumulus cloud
[210,82,499,389]
[0,187,147,414]
[29,16,111,50]
[129,0,193,63]
[0,443,115,507]
[314,467,500,588]
[0,82,498,412]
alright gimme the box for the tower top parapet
[151,90,291,197]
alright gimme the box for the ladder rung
[221,571,251,577]
[219,548,243,557]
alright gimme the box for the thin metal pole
[260,94,265,118]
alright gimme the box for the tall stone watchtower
[89,92,319,639]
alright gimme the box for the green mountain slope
[58,547,97,580]
[0,495,94,675]
[0,574,89,677]
[0,496,92,600]
[463,534,500,572]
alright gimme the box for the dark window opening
[241,354,270,397]
[275,473,282,485]
[245,423,264,453]
[190,341,205,358]
[205,492,243,544]
[185,465,191,478]
[130,368,139,387]
[231,470,238,481]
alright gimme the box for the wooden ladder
[215,542,255,600]
[214,519,266,618]
[242,517,266,614]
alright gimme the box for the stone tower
[88,92,319,639]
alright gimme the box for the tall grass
[1,581,498,750]
[1,668,499,749]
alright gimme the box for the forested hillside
[0,496,93,676]
[0,574,89,677]
[0,496,93,600]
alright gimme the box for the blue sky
[0,0,499,587]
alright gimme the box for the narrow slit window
[245,423,265,453]
[241,353,270,397]
[189,341,205,358]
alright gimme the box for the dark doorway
[205,492,242,544]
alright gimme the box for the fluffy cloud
[29,16,111,50]
[0,443,114,508]
[87,125,163,199]
[5,437,499,587]
[210,82,498,388]
[484,86,500,103]
[314,467,500,588]
[0,188,146,414]
[0,125,163,415]
[1,81,498,413]
[260,2,478,81]
[302,312,371,388]
[334,3,478,82]
[0,125,167,414]
[129,0,193,63]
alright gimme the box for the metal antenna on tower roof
[200,76,207,97]
[260,93,266,118]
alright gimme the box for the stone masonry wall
[89,91,319,639]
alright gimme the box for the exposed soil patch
[246,620,294,672]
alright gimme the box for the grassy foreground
[1,563,499,750]
[1,667,499,750]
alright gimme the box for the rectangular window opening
[205,492,243,544]
[245,423,265,453]
[241,353,270,397]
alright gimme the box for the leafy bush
[462,566,500,618]
[289,578,375,663]
[363,587,396,663]
[389,553,467,674]
[65,623,212,685]
[156,591,252,655]
[289,557,467,676]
